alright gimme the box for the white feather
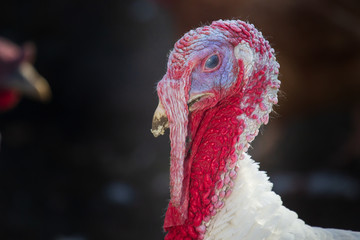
[204,153,360,240]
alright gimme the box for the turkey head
[152,20,280,240]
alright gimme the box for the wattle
[165,94,245,240]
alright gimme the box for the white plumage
[205,153,360,240]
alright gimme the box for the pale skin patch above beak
[151,101,169,137]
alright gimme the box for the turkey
[151,20,360,240]
[0,37,51,112]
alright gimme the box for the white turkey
[151,19,360,240]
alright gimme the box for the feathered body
[151,20,360,240]
[206,153,360,240]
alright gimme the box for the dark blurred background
[0,0,359,239]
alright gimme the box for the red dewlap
[165,94,245,240]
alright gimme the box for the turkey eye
[204,54,220,70]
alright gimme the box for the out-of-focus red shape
[0,89,20,112]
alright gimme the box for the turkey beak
[1,62,51,101]
[151,101,168,137]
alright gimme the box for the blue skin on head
[188,39,238,99]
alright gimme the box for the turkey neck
[165,93,245,240]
